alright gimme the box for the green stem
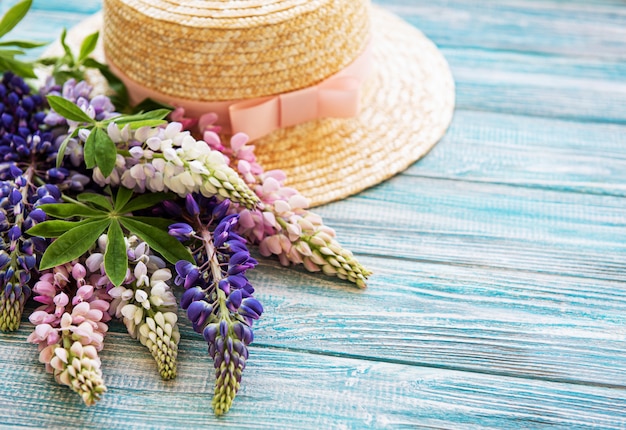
[199,226,230,317]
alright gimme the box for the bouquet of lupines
[0,0,370,416]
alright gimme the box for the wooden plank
[250,259,626,388]
[1,327,625,428]
[408,110,626,196]
[377,0,626,60]
[445,49,626,124]
[314,176,626,281]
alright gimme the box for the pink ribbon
[105,42,372,141]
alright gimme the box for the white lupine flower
[89,122,258,207]
[51,340,106,406]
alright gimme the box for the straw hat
[59,0,455,207]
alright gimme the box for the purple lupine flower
[172,193,262,415]
[0,179,61,331]
[168,222,194,241]
[0,73,66,183]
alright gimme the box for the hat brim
[48,6,455,207]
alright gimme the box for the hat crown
[103,0,371,101]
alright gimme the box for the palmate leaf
[39,219,111,270]
[26,219,91,238]
[113,186,133,212]
[118,192,176,214]
[77,193,113,211]
[104,220,127,286]
[39,202,106,219]
[119,217,193,264]
[130,216,177,231]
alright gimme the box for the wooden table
[1,0,625,428]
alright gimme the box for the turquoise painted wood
[1,0,625,428]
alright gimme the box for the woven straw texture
[50,3,455,207]
[103,0,370,101]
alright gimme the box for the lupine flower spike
[171,194,262,415]
[0,72,67,330]
[204,130,371,287]
[27,260,111,405]
[106,236,180,379]
[75,120,260,209]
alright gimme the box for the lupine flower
[44,78,118,129]
[104,236,180,380]
[43,78,117,174]
[172,194,262,415]
[0,175,61,331]
[204,130,371,288]
[27,260,111,405]
[40,340,107,406]
[85,121,259,209]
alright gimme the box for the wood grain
[2,326,625,429]
[251,259,626,388]
[0,0,625,427]
[382,0,626,60]
[408,110,626,196]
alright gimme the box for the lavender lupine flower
[43,78,118,129]
[87,122,259,209]
[27,261,111,405]
[103,236,180,380]
[43,78,117,174]
[204,130,371,288]
[172,194,262,415]
[0,174,61,331]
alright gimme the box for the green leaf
[83,127,96,168]
[55,128,79,168]
[111,109,171,125]
[0,56,36,79]
[104,220,127,286]
[47,95,94,124]
[39,218,110,270]
[59,28,74,63]
[36,56,59,66]
[78,31,99,62]
[0,48,25,57]
[0,40,47,48]
[113,186,133,211]
[119,217,193,264]
[119,192,176,214]
[129,216,178,231]
[93,126,118,177]
[77,193,113,211]
[128,119,167,129]
[0,0,32,39]
[25,219,94,238]
[39,203,106,219]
